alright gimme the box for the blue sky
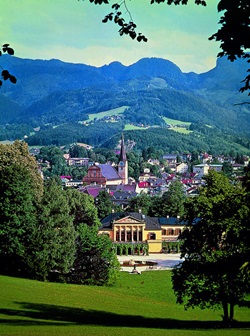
[1,0,221,73]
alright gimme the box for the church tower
[118,133,128,185]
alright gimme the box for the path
[117,253,182,272]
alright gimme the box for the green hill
[1,56,250,151]
[0,273,249,336]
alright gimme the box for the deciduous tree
[0,140,43,200]
[128,193,153,215]
[66,188,100,227]
[95,190,114,219]
[27,179,77,280]
[0,164,38,275]
[172,170,250,324]
[161,180,187,217]
[69,224,120,285]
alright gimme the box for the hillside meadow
[0,271,249,336]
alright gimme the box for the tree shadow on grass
[0,302,249,330]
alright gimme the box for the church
[82,134,128,186]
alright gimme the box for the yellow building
[99,212,186,255]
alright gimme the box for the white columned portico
[119,227,121,242]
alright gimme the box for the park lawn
[0,272,249,336]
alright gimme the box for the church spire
[119,133,127,163]
[118,133,128,185]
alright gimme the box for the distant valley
[0,55,249,154]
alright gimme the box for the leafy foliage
[0,164,38,275]
[0,44,16,87]
[86,0,249,95]
[69,224,120,286]
[66,188,100,228]
[127,193,153,215]
[0,141,43,276]
[0,142,120,285]
[172,170,250,323]
[159,180,187,217]
[26,179,77,281]
[209,0,250,95]
[0,140,43,200]
[95,190,115,219]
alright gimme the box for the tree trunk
[222,301,229,323]
[229,303,234,321]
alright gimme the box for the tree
[242,162,250,192]
[65,189,120,286]
[66,188,100,227]
[172,170,250,324]
[69,144,89,158]
[0,141,44,276]
[69,224,120,286]
[222,161,233,178]
[37,145,68,177]
[0,140,44,200]
[95,190,114,220]
[128,193,153,215]
[86,0,250,95]
[160,180,187,217]
[27,179,77,281]
[208,0,250,96]
[0,164,38,276]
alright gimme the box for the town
[30,134,250,255]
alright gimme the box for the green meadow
[169,127,192,134]
[1,272,249,336]
[162,117,191,127]
[86,106,129,122]
[124,124,149,130]
[162,117,192,134]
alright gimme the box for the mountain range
[0,55,250,152]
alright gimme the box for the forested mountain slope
[0,55,249,152]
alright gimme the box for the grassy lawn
[0,272,249,336]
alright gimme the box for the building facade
[99,212,187,254]
[82,134,128,186]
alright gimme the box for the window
[167,229,174,235]
[116,231,119,241]
[174,229,181,236]
[148,232,156,240]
